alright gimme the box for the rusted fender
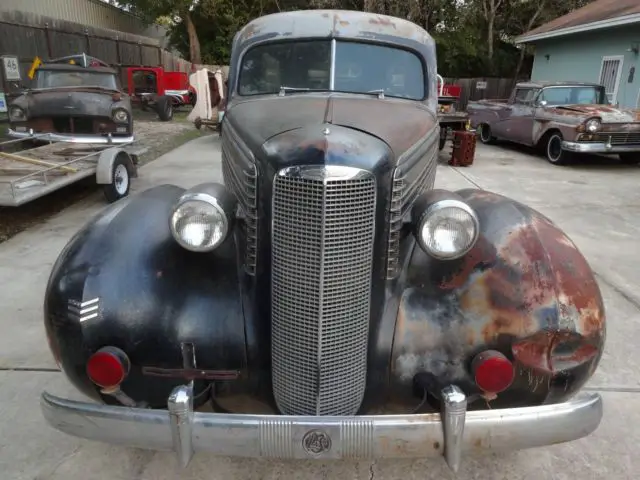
[391,189,605,408]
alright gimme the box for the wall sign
[0,93,7,113]
[2,56,21,81]
[476,81,488,90]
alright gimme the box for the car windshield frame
[537,85,608,107]
[236,38,427,101]
[34,69,120,90]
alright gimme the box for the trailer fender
[96,149,137,185]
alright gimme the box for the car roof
[516,81,603,88]
[235,9,434,46]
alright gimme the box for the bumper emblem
[302,429,332,455]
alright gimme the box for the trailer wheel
[103,156,131,203]
[478,124,495,144]
[156,95,174,122]
[189,91,197,107]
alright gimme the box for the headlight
[585,118,601,133]
[169,183,236,252]
[415,197,479,260]
[9,107,26,122]
[112,109,129,124]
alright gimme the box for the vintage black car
[41,10,605,472]
[7,54,134,144]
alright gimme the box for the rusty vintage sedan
[7,54,134,144]
[40,10,605,472]
[468,81,640,165]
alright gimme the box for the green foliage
[121,0,597,77]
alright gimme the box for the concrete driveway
[0,136,638,479]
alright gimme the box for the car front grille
[221,122,258,274]
[271,166,376,416]
[580,132,640,145]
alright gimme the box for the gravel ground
[0,109,210,243]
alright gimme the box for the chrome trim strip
[7,129,134,145]
[41,390,603,471]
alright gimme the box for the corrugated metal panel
[0,0,168,39]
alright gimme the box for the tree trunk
[487,17,494,60]
[184,11,202,65]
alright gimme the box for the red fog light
[86,346,130,389]
[471,350,514,393]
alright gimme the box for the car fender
[44,184,247,408]
[96,148,138,184]
[390,188,605,407]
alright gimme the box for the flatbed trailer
[437,74,471,150]
[0,135,146,207]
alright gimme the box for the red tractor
[125,66,197,121]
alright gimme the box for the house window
[599,56,624,104]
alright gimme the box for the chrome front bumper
[7,129,134,145]
[562,140,640,154]
[41,384,603,472]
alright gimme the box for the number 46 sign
[2,56,22,82]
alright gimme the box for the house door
[599,56,624,105]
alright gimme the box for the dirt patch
[0,112,209,244]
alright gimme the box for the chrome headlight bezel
[415,198,480,260]
[8,106,26,122]
[112,108,129,124]
[585,118,601,133]
[169,192,230,252]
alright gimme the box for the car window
[538,87,603,106]
[237,40,425,100]
[514,88,535,104]
[35,70,119,90]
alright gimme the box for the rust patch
[512,330,599,374]
[368,16,396,28]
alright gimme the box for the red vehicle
[125,67,197,121]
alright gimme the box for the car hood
[20,89,121,118]
[225,94,437,158]
[549,104,640,123]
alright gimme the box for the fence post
[138,41,143,66]
[157,46,162,67]
[44,22,53,59]
[115,36,121,65]
[84,28,91,55]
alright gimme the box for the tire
[156,95,174,122]
[103,155,131,203]
[439,135,447,151]
[545,132,572,165]
[478,124,495,144]
[619,153,640,165]
[189,91,197,107]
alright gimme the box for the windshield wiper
[366,89,386,99]
[278,86,327,96]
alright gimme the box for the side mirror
[538,100,548,107]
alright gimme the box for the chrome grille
[386,141,438,279]
[580,132,640,145]
[221,123,258,274]
[271,166,376,416]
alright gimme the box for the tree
[114,0,219,64]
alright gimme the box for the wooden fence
[442,77,529,111]
[0,10,191,96]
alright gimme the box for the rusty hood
[548,104,640,124]
[225,94,436,158]
[18,88,121,118]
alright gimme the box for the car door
[508,88,539,145]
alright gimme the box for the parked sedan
[468,81,640,165]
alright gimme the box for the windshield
[34,70,119,90]
[238,40,425,100]
[538,86,606,106]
